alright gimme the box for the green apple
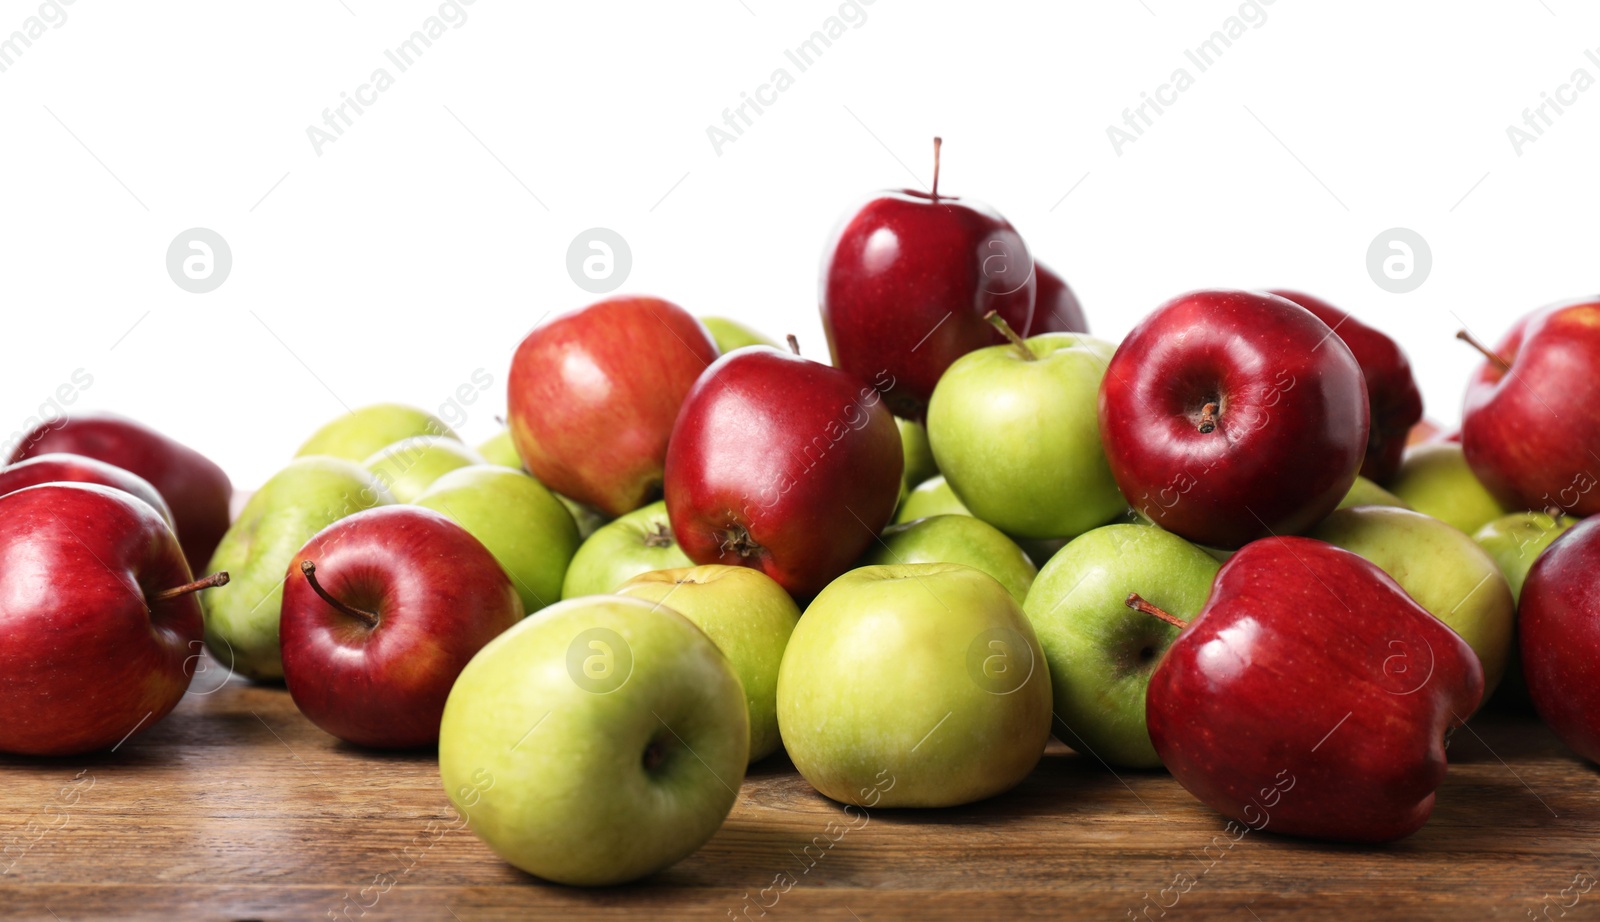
[362,435,486,503]
[562,500,691,598]
[777,563,1052,807]
[1473,511,1575,602]
[296,403,456,461]
[895,475,972,525]
[439,595,747,886]
[699,316,775,352]
[1309,505,1515,698]
[414,465,580,615]
[927,332,1125,540]
[1388,442,1508,534]
[897,418,939,496]
[1022,524,1219,768]
[864,514,1036,602]
[476,428,523,470]
[616,566,800,763]
[1338,475,1412,511]
[204,457,393,680]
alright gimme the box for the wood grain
[1,662,1596,922]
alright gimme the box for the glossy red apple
[1460,299,1600,516]
[1270,290,1422,484]
[1025,261,1088,334]
[664,342,903,597]
[0,453,175,528]
[508,295,719,518]
[1144,536,1483,842]
[8,412,233,573]
[280,505,521,749]
[1098,289,1369,549]
[0,483,226,756]
[820,138,1035,420]
[1519,515,1600,763]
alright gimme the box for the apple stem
[785,334,801,356]
[931,136,943,199]
[1198,402,1220,434]
[1455,330,1511,373]
[983,310,1035,361]
[299,560,380,628]
[149,571,230,604]
[1125,592,1188,629]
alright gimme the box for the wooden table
[1,664,1595,922]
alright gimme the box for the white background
[3,0,1597,489]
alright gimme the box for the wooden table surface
[1,659,1596,922]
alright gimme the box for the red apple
[1098,289,1369,549]
[820,138,1035,420]
[664,343,903,597]
[8,412,233,573]
[280,505,521,749]
[508,295,719,518]
[0,483,224,756]
[1025,260,1088,334]
[0,452,175,528]
[1519,515,1600,763]
[1144,536,1483,842]
[1270,290,1422,485]
[1460,299,1600,516]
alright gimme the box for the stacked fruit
[3,140,1600,888]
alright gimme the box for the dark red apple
[8,412,233,573]
[1519,515,1600,763]
[0,453,175,528]
[1098,289,1369,549]
[820,138,1035,420]
[1143,536,1483,842]
[280,505,521,749]
[1024,261,1088,334]
[1270,290,1422,484]
[0,483,224,756]
[1460,299,1600,516]
[508,295,719,518]
[664,342,903,597]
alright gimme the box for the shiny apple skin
[0,483,204,756]
[0,452,176,528]
[281,505,521,749]
[1027,261,1088,334]
[1520,515,1600,763]
[820,190,1035,421]
[1097,289,1369,550]
[1270,290,1422,485]
[508,295,719,518]
[9,411,233,575]
[1148,537,1483,843]
[664,347,903,597]
[1461,299,1600,516]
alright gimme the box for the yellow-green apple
[508,296,719,518]
[414,466,580,615]
[700,316,776,352]
[362,435,485,503]
[1023,523,1219,768]
[777,563,1052,807]
[480,427,606,539]
[895,474,971,524]
[1474,511,1575,602]
[1388,442,1509,535]
[616,565,799,763]
[562,500,691,598]
[205,457,393,680]
[1338,475,1411,511]
[296,403,456,462]
[897,418,939,497]
[438,596,747,885]
[927,323,1124,540]
[863,514,1036,602]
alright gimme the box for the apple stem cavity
[642,736,672,772]
[931,136,943,199]
[644,523,675,549]
[786,334,802,356]
[1125,592,1189,629]
[299,559,380,628]
[1455,329,1512,373]
[148,571,230,604]
[1198,402,1220,434]
[983,310,1035,361]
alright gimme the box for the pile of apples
[5,138,1600,888]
